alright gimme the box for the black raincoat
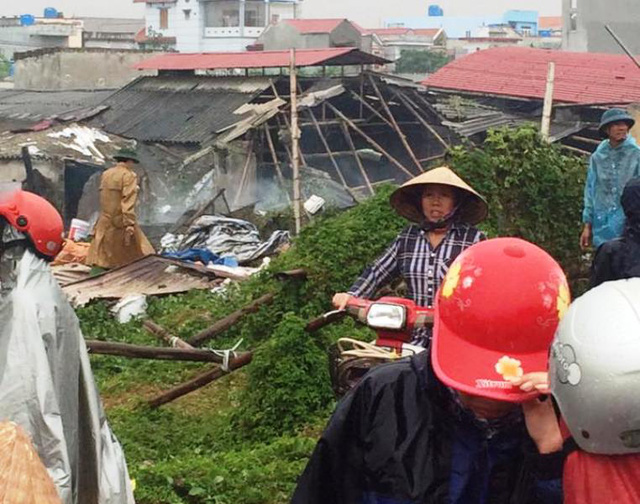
[591,177,640,288]
[291,353,563,504]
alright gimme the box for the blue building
[503,10,538,37]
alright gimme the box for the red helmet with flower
[432,237,569,403]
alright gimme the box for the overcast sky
[0,0,561,25]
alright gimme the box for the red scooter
[307,296,434,396]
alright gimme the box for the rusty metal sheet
[62,255,223,307]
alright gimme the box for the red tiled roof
[539,16,562,30]
[423,47,640,105]
[283,18,346,34]
[135,47,388,70]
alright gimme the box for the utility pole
[541,61,555,142]
[290,48,301,235]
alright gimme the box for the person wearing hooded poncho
[590,177,640,287]
[332,166,488,347]
[580,109,640,250]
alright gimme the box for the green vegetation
[80,126,587,503]
[395,50,452,75]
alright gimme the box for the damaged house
[86,46,457,225]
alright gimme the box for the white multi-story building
[135,0,302,52]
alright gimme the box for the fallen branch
[148,352,254,408]
[188,293,276,347]
[86,340,249,364]
[143,320,194,350]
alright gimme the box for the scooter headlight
[366,303,406,330]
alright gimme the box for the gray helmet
[549,278,640,455]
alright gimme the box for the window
[521,26,531,37]
[183,9,191,20]
[570,12,578,31]
[571,0,578,8]
[159,8,169,29]
[245,1,266,27]
[203,0,240,28]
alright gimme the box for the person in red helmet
[291,237,568,504]
[0,190,134,504]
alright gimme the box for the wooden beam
[349,90,393,128]
[324,102,415,178]
[403,91,451,150]
[306,108,351,190]
[86,340,250,364]
[540,61,555,142]
[340,121,374,196]
[189,293,276,347]
[148,352,253,408]
[368,75,423,173]
[143,320,193,350]
[263,123,287,188]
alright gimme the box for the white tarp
[0,248,134,504]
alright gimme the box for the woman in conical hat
[332,166,488,347]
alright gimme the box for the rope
[208,338,244,371]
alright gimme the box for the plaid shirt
[349,223,486,308]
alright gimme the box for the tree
[395,50,451,75]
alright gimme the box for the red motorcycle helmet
[0,190,64,258]
[432,237,569,403]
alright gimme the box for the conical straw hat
[389,166,488,225]
[0,422,62,504]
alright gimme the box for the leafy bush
[448,125,587,280]
[395,49,452,74]
[232,314,334,441]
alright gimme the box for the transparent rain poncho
[583,136,640,248]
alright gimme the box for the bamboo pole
[401,90,451,150]
[368,75,423,173]
[541,62,555,142]
[306,108,351,190]
[263,123,287,188]
[290,49,302,235]
[349,91,393,127]
[85,340,249,364]
[233,140,254,208]
[324,102,415,178]
[270,81,309,168]
[143,320,193,350]
[148,352,253,408]
[189,293,276,347]
[340,121,374,195]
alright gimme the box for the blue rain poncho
[583,136,640,248]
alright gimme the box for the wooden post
[189,293,276,347]
[541,62,556,142]
[143,320,193,350]
[368,75,423,173]
[233,140,254,208]
[85,340,250,364]
[148,352,253,408]
[270,81,309,167]
[325,102,415,178]
[290,49,302,235]
[340,121,374,196]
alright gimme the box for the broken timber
[143,320,193,350]
[188,293,276,347]
[148,351,253,408]
[86,340,249,364]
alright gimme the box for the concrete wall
[14,50,162,91]
[262,20,362,51]
[563,0,640,53]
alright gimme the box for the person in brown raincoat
[87,147,154,269]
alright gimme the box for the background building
[135,0,302,52]
[563,0,640,53]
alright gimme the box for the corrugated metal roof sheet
[91,75,272,144]
[423,47,640,105]
[62,255,223,307]
[0,90,114,129]
[135,47,389,70]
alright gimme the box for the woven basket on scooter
[0,421,62,504]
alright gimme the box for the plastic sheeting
[161,216,290,264]
[0,248,134,504]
